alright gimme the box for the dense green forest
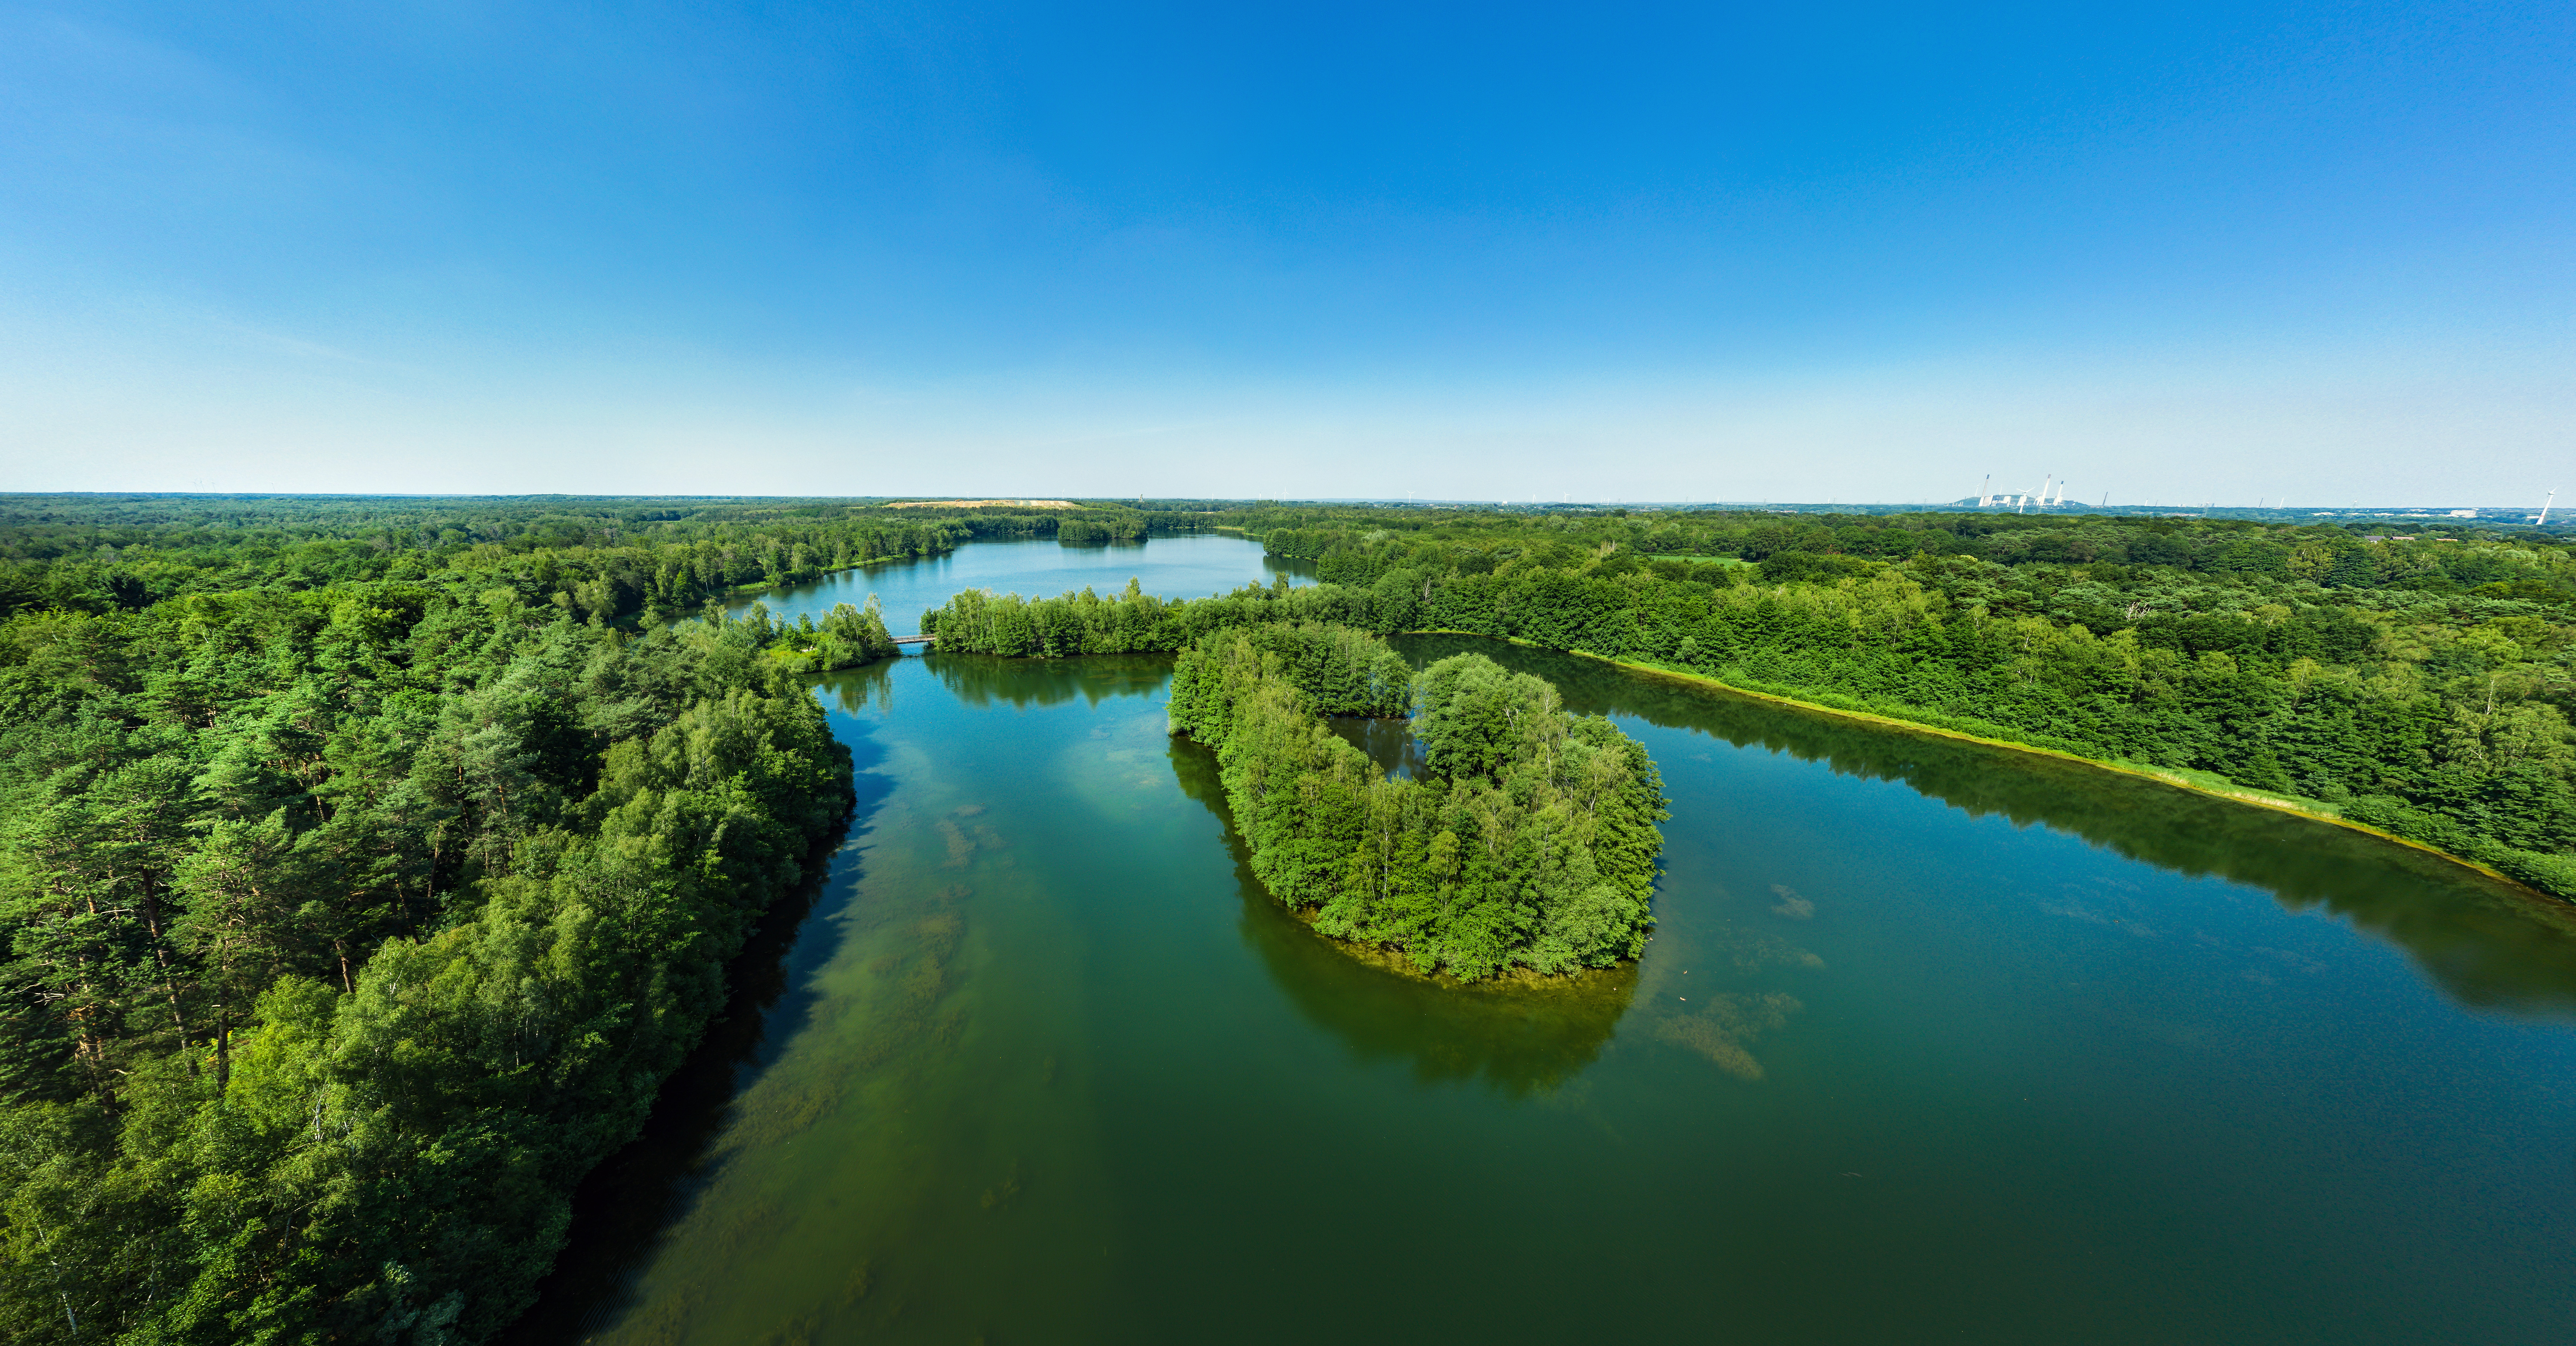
[0,495,1224,627]
[1257,505,2576,598]
[1167,624,1666,980]
[0,498,963,1341]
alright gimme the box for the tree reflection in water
[1168,736,1637,1096]
[924,650,1174,710]
[1395,634,2576,1023]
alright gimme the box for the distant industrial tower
[1982,473,2079,509]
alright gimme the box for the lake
[515,535,2576,1345]
[720,532,1312,636]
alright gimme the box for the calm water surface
[521,537,2576,1345]
[720,533,1309,633]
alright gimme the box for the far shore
[1387,627,2551,901]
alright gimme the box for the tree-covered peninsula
[1166,624,1667,980]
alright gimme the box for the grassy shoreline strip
[1616,655,2538,892]
[1400,627,2549,899]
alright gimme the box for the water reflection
[925,652,1173,710]
[1324,715,1424,779]
[724,534,1311,636]
[519,625,2576,1345]
[1167,736,1635,1094]
[1396,635,2576,1021]
[820,660,895,717]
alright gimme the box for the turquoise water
[520,537,2576,1345]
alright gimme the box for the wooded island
[1167,624,1666,980]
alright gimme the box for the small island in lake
[1168,622,1669,981]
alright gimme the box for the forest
[926,504,2576,899]
[0,495,1224,627]
[1254,508,2576,895]
[0,498,945,1342]
[1167,624,1666,980]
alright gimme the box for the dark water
[528,539,2576,1345]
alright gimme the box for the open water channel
[515,536,2576,1345]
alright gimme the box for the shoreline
[726,541,2560,904]
[1508,636,2548,899]
[712,551,948,598]
[712,529,1242,605]
[1389,626,2555,900]
[1276,898,1641,992]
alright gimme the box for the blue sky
[3,0,2569,503]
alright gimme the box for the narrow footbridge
[891,635,937,647]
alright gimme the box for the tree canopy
[0,503,873,1343]
[1168,625,1667,981]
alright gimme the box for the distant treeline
[0,497,1233,626]
[1262,509,2576,602]
[1168,624,1666,980]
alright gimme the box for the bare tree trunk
[139,878,190,1045]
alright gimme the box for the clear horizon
[2,491,2552,515]
[5,2,2569,503]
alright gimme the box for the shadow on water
[1167,735,1635,1095]
[495,663,901,1344]
[1395,634,2576,1021]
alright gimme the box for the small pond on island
[511,536,2576,1345]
